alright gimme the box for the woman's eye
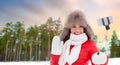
[72,26,76,28]
[72,25,84,28]
[79,26,84,28]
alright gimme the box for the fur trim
[60,10,94,41]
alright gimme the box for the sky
[0,0,120,41]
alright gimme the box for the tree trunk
[5,40,9,61]
[16,42,21,61]
[47,32,50,60]
[35,43,38,61]
[24,49,27,61]
[38,43,41,61]
[18,42,21,61]
[30,37,33,61]
[13,43,17,61]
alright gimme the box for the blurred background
[0,0,120,62]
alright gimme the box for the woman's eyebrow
[72,25,76,28]
[80,26,84,27]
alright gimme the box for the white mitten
[92,52,107,64]
[51,36,63,55]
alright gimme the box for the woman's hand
[92,52,108,65]
[51,36,63,55]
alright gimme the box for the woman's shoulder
[83,40,96,46]
[82,40,98,51]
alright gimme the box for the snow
[88,58,120,65]
[0,58,120,65]
[108,58,120,65]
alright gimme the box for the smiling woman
[50,10,108,65]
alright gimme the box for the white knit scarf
[58,33,88,65]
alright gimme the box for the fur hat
[60,10,94,42]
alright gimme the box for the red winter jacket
[50,40,108,65]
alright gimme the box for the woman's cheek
[70,28,75,34]
[79,28,84,33]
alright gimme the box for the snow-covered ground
[0,58,120,65]
[108,58,120,65]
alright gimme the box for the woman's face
[70,24,84,35]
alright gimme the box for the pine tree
[110,30,120,58]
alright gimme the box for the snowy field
[0,58,120,65]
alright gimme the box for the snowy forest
[0,17,120,61]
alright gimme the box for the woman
[50,10,108,65]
